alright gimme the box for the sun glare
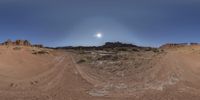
[95,32,102,39]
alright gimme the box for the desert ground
[1,44,200,100]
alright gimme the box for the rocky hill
[102,42,138,48]
[0,39,43,48]
[56,42,159,52]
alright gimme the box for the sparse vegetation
[13,47,22,50]
[117,48,128,51]
[132,48,139,52]
[152,48,160,53]
[97,55,119,61]
[77,59,86,64]
[32,50,49,55]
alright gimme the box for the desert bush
[97,55,112,60]
[144,47,152,51]
[117,48,128,51]
[152,49,160,53]
[32,50,49,55]
[13,47,21,50]
[97,55,119,61]
[86,56,92,60]
[77,59,86,64]
[78,50,86,54]
[144,47,159,53]
[132,48,139,52]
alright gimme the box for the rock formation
[0,39,43,48]
[15,40,31,46]
[160,43,188,48]
[2,39,13,45]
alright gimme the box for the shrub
[77,59,86,64]
[32,50,49,55]
[13,47,21,50]
[152,49,160,53]
[117,48,128,51]
[132,48,139,52]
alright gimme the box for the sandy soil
[0,45,200,100]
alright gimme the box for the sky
[0,0,200,47]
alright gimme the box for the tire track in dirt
[0,54,70,99]
[69,54,103,86]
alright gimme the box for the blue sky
[0,0,200,47]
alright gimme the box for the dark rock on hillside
[102,42,138,48]
[55,42,138,50]
[160,43,188,48]
[190,43,200,46]
[55,42,161,53]
[32,44,43,48]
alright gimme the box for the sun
[95,32,103,39]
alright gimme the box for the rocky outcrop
[2,39,13,45]
[0,39,43,48]
[15,40,31,46]
[1,39,31,46]
[160,43,188,48]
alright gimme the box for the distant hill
[102,42,138,48]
